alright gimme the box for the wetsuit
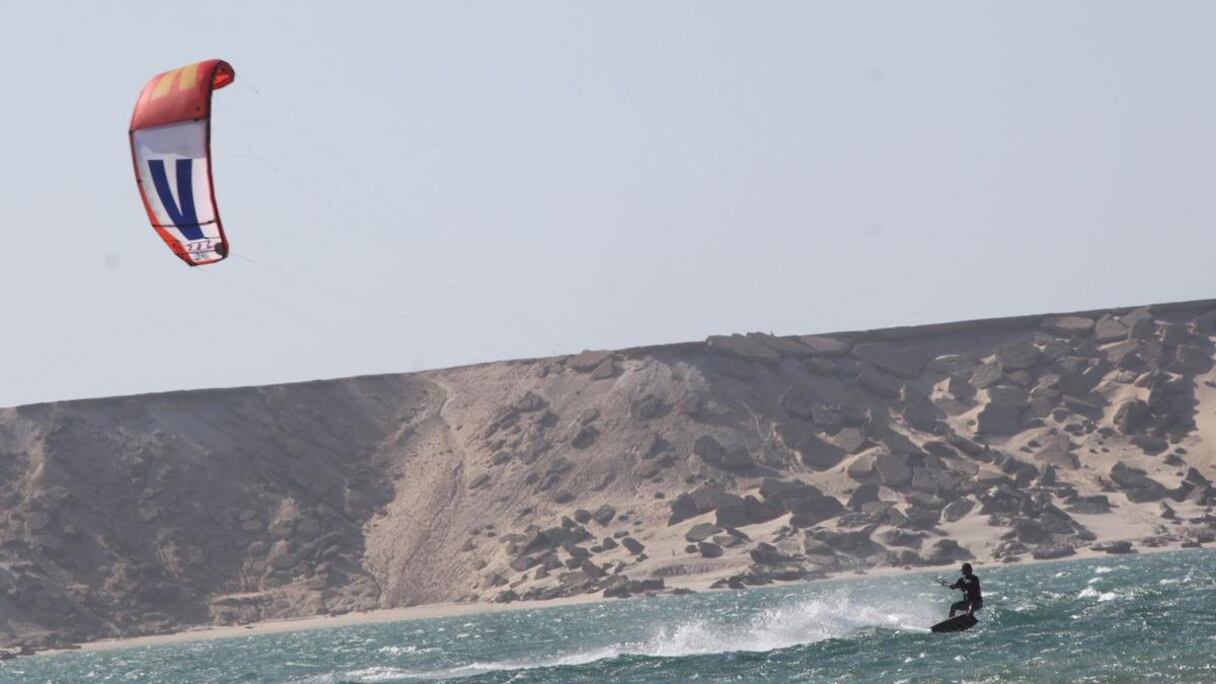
[949,574,983,617]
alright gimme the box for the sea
[5,549,1215,683]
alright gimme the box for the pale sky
[2,1,1215,408]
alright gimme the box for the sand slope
[2,299,1215,649]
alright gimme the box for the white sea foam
[641,590,935,658]
[1078,586,1119,602]
[1094,566,1114,574]
[294,666,417,683]
[392,587,940,679]
[349,666,417,682]
[376,645,433,656]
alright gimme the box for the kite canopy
[129,59,235,266]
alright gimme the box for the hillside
[2,299,1215,650]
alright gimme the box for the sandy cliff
[2,300,1216,648]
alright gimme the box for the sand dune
[2,299,1215,652]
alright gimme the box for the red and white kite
[130,59,234,266]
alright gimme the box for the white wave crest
[644,590,934,657]
[392,587,940,680]
[1078,586,1119,602]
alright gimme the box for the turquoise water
[6,549,1216,683]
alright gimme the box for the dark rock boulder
[1131,434,1169,455]
[875,452,913,489]
[620,537,645,555]
[800,335,852,356]
[775,423,846,470]
[845,451,879,484]
[857,366,904,398]
[807,529,884,559]
[1065,495,1112,514]
[749,542,795,565]
[930,353,976,377]
[971,363,1003,390]
[592,505,617,526]
[948,375,977,400]
[877,528,924,549]
[831,426,868,454]
[1094,315,1129,343]
[811,403,844,433]
[852,342,927,379]
[846,484,880,511]
[978,483,1028,516]
[759,478,821,509]
[668,486,728,524]
[1185,467,1211,486]
[631,394,668,422]
[1042,316,1094,337]
[715,495,781,528]
[1031,545,1075,560]
[1091,541,1136,555]
[685,522,722,543]
[568,350,614,372]
[747,333,815,357]
[1193,309,1216,334]
[1171,345,1212,375]
[780,385,818,420]
[1110,463,1169,502]
[707,334,780,363]
[987,384,1028,407]
[1158,322,1187,347]
[1013,518,1049,545]
[1113,399,1151,434]
[694,435,754,471]
[1034,436,1080,470]
[788,494,846,528]
[800,436,847,470]
[941,498,975,523]
[570,425,599,449]
[515,391,550,413]
[590,356,617,379]
[900,386,941,433]
[1000,457,1040,488]
[923,539,973,565]
[995,340,1041,372]
[977,403,1021,435]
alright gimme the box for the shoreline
[37,542,1203,658]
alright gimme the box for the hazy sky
[2,1,1215,408]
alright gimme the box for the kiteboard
[930,613,977,633]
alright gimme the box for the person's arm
[949,578,963,590]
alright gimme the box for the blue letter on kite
[148,159,204,240]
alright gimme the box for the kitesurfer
[943,562,983,617]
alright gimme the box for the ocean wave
[374,587,940,680]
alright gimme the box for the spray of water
[644,589,935,657]
[384,586,940,680]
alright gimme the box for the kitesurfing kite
[129,59,234,266]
